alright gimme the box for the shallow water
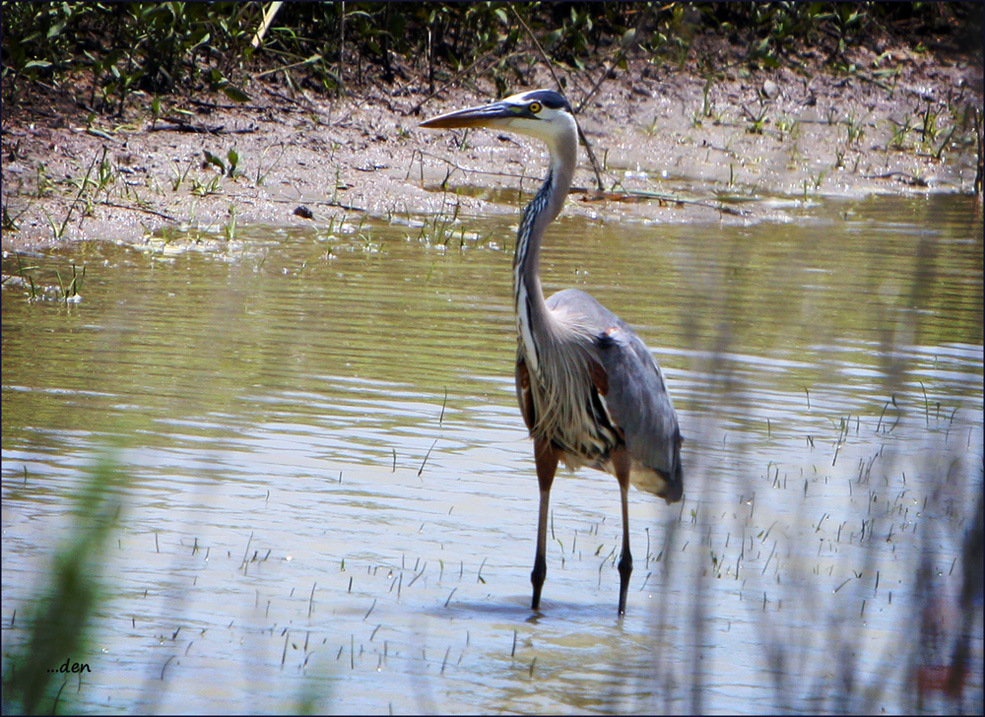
[2,193,982,714]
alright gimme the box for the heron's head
[420,89,576,152]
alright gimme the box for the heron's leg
[613,449,633,615]
[531,439,558,610]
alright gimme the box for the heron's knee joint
[618,553,633,577]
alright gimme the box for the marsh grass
[2,455,127,715]
[641,346,982,714]
[4,256,85,303]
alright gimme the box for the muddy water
[2,193,982,714]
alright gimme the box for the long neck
[513,123,577,369]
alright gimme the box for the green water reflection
[3,194,981,445]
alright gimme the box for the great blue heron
[421,89,683,615]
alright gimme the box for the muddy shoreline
[2,49,982,252]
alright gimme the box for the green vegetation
[1,2,981,242]
[2,2,981,113]
[1,456,127,715]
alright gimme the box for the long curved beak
[419,101,515,130]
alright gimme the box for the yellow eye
[529,101,542,114]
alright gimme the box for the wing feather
[595,324,682,482]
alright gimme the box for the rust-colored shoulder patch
[589,359,609,395]
[516,358,535,431]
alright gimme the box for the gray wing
[547,289,683,483]
[596,321,682,481]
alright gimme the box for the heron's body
[421,89,682,614]
[517,288,681,496]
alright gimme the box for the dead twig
[574,7,649,115]
[147,122,257,135]
[98,201,177,222]
[407,49,506,116]
[581,188,753,217]
[251,1,283,49]
[509,5,606,191]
